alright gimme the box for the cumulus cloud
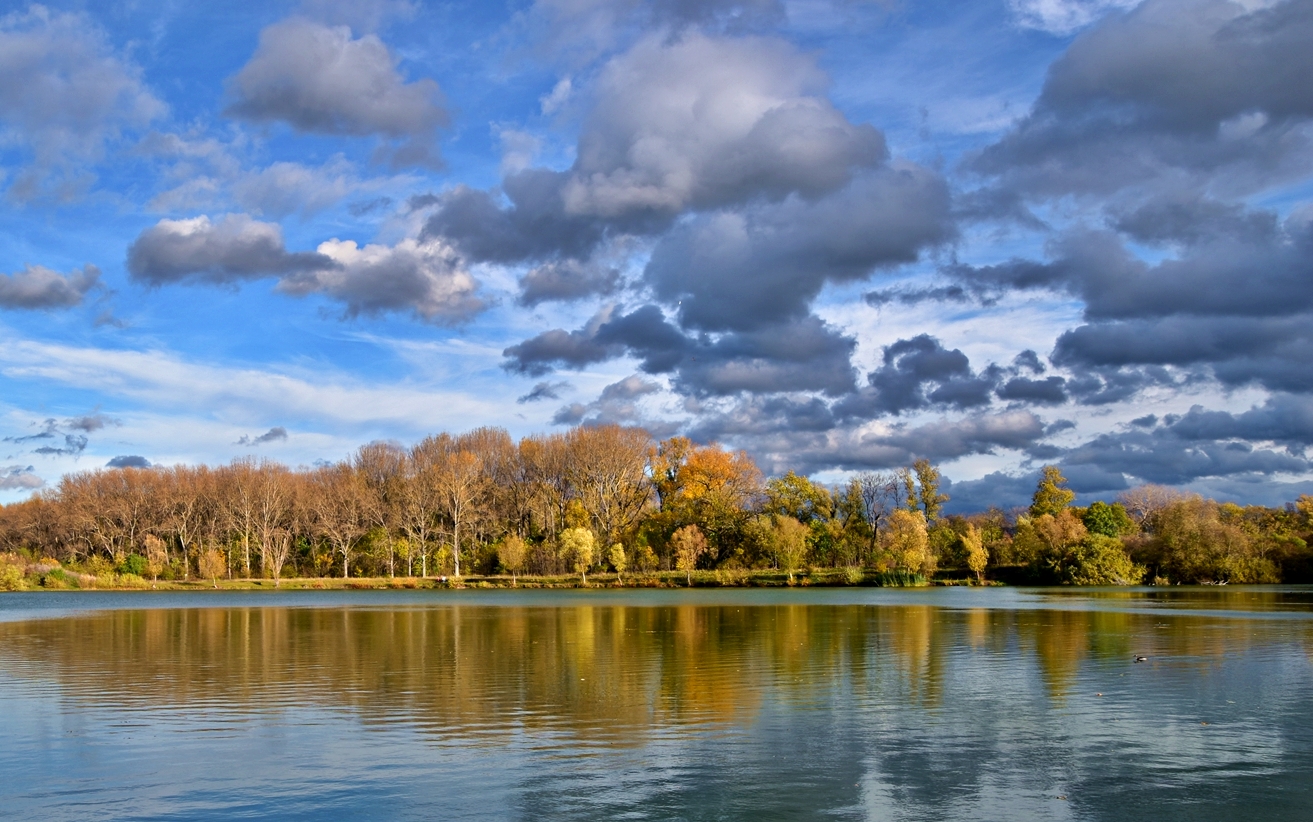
[645,166,952,332]
[0,7,164,200]
[236,426,289,446]
[505,306,856,396]
[283,237,483,323]
[835,335,1002,418]
[423,31,890,264]
[0,264,100,309]
[518,258,621,306]
[127,214,483,324]
[226,18,447,169]
[973,0,1313,198]
[0,464,43,490]
[127,214,333,285]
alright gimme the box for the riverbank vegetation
[2,424,1311,590]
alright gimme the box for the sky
[2,0,1312,511]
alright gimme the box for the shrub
[1045,534,1144,585]
[119,554,149,577]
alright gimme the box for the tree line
[1,424,1310,586]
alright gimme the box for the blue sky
[3,0,1312,510]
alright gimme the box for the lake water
[1,587,1310,821]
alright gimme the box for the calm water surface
[1,587,1310,821]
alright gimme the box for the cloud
[973,0,1313,198]
[236,426,289,446]
[505,306,857,396]
[33,433,87,456]
[226,18,447,169]
[0,264,100,309]
[518,258,621,306]
[552,374,659,425]
[0,464,43,491]
[127,214,483,324]
[695,407,1048,475]
[106,455,151,468]
[836,335,1001,418]
[644,166,952,332]
[517,380,572,403]
[66,412,117,433]
[127,214,334,285]
[522,0,786,65]
[232,156,364,218]
[284,237,483,323]
[423,31,889,264]
[1006,0,1140,35]
[0,7,164,201]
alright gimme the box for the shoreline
[5,568,984,592]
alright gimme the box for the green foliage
[1148,497,1278,583]
[1030,466,1075,518]
[912,459,948,522]
[118,554,149,577]
[1043,534,1144,585]
[764,472,833,523]
[1082,501,1136,537]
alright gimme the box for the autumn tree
[308,464,368,578]
[199,547,225,588]
[609,543,627,582]
[1030,466,1075,518]
[559,527,596,584]
[962,524,988,584]
[912,459,948,522]
[884,509,933,577]
[566,425,653,547]
[671,524,707,585]
[498,534,527,585]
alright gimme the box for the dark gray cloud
[646,166,951,332]
[0,464,44,491]
[506,307,856,396]
[0,264,100,309]
[971,0,1313,198]
[503,306,622,376]
[997,375,1067,405]
[128,216,483,324]
[836,335,1000,417]
[1060,427,1309,487]
[106,455,151,468]
[518,259,621,306]
[226,18,447,169]
[517,380,572,404]
[236,427,289,446]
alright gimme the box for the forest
[1,424,1311,589]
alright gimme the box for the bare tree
[566,425,654,547]
[308,464,368,578]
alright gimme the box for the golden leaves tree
[671,524,707,586]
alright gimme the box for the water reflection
[0,589,1310,821]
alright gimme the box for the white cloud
[1006,0,1141,35]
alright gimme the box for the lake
[1,587,1310,820]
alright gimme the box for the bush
[0,563,26,591]
[118,554,149,576]
[1045,534,1144,585]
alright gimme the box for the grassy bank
[1,559,961,592]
